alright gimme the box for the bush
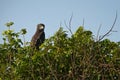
[0,22,120,80]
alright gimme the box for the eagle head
[37,23,45,31]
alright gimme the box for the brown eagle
[31,23,45,50]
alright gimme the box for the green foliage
[5,22,14,27]
[0,22,120,80]
[21,29,27,35]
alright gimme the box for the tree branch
[64,14,73,35]
[96,24,102,41]
[98,12,117,41]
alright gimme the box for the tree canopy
[0,22,120,80]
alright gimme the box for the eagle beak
[39,26,44,30]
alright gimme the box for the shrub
[0,22,120,80]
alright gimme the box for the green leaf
[5,22,14,27]
[21,28,27,35]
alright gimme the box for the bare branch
[96,24,102,41]
[64,14,73,35]
[98,12,117,41]
[69,13,73,30]
[82,18,85,27]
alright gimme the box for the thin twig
[98,12,117,41]
[69,13,73,30]
[96,24,102,41]
[82,18,85,27]
[64,14,73,35]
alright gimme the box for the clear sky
[0,0,120,43]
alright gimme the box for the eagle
[31,23,45,50]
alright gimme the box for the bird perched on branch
[31,23,45,50]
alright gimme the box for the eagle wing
[35,32,45,49]
[31,31,45,49]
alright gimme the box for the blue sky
[0,0,120,43]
